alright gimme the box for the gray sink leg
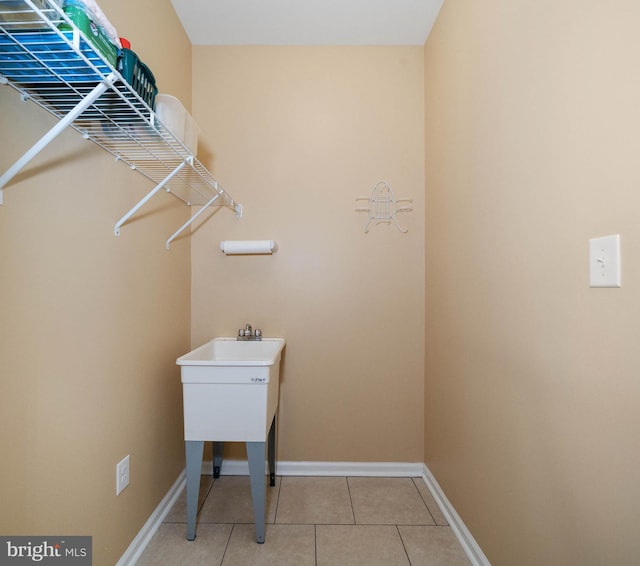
[268,416,276,486]
[185,440,204,541]
[246,441,267,543]
[213,442,224,478]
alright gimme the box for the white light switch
[589,234,621,288]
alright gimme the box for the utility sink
[177,337,285,440]
[177,336,286,543]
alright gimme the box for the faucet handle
[255,328,262,338]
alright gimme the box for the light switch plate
[589,234,621,288]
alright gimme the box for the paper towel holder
[220,240,277,255]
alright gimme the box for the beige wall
[424,1,640,564]
[13,1,640,563]
[190,46,426,463]
[0,1,191,564]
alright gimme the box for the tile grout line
[345,476,357,524]
[218,523,234,566]
[199,478,215,516]
[411,476,437,525]
[396,524,413,566]
[272,476,282,524]
[314,524,318,566]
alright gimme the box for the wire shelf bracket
[165,191,220,250]
[0,73,116,202]
[114,159,187,236]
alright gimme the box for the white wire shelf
[0,0,242,247]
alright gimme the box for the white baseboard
[118,461,489,566]
[116,470,186,566]
[421,464,491,566]
[201,458,424,477]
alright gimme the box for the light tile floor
[136,475,471,565]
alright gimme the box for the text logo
[0,537,91,565]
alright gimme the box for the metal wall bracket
[0,73,117,203]
[114,160,187,236]
[165,192,221,249]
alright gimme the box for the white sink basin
[177,337,285,367]
[177,337,286,439]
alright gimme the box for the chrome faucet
[238,323,262,341]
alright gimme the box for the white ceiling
[170,0,444,46]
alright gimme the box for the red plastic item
[120,37,131,49]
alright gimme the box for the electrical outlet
[116,455,130,496]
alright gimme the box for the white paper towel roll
[220,240,276,255]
